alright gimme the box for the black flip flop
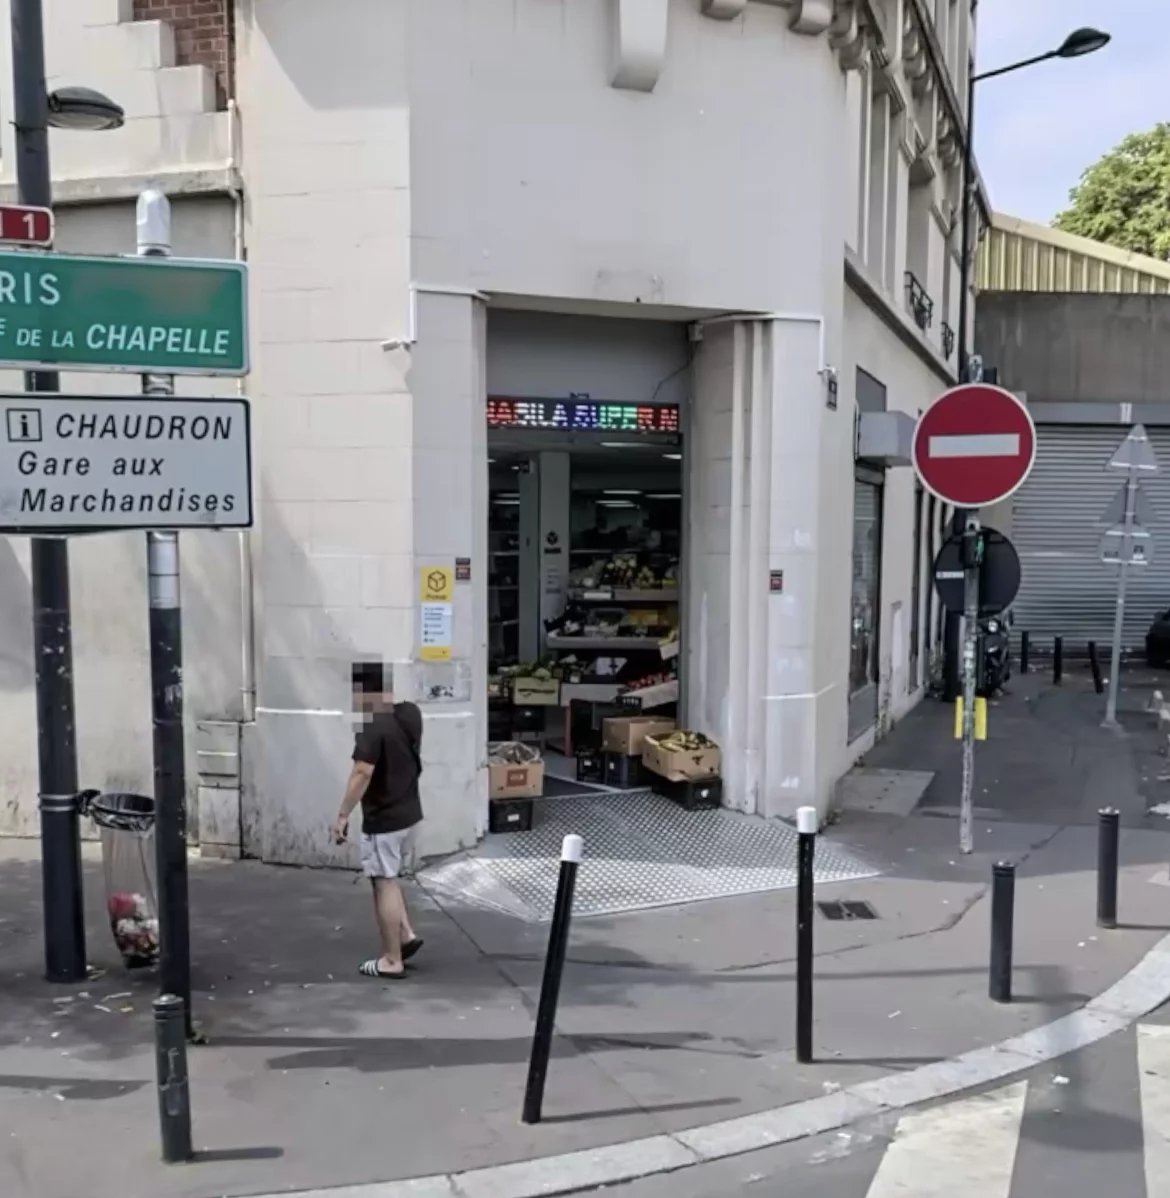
[402,937,425,962]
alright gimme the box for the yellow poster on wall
[419,566,454,661]
[420,566,454,604]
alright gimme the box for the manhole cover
[817,899,878,921]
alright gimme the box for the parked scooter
[979,612,1012,697]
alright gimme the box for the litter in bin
[81,791,160,970]
[108,891,159,965]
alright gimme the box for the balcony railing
[904,271,934,332]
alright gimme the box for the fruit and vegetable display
[650,730,718,753]
[620,670,674,694]
[572,554,678,592]
[488,741,542,766]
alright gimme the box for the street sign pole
[959,519,981,854]
[12,0,86,982]
[138,189,192,1033]
[1099,427,1159,727]
[915,384,1034,856]
[1103,466,1136,729]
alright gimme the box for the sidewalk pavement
[5,672,1170,1198]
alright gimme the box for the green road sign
[0,250,248,376]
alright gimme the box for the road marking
[928,433,1020,458]
[1139,1024,1170,1197]
[864,1082,1027,1198]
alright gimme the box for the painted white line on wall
[929,433,1020,458]
[1139,1024,1170,1198]
[864,1082,1026,1198]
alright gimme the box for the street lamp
[942,24,1110,702]
[11,0,124,984]
[47,86,125,132]
[956,26,1111,377]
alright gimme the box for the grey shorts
[360,825,419,879]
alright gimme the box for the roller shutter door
[1012,424,1170,649]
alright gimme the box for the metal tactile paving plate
[417,790,879,921]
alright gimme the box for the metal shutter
[1012,424,1170,649]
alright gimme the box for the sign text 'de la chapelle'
[0,395,253,532]
[0,250,248,376]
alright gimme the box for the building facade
[0,0,975,862]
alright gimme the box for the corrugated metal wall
[980,222,1170,296]
[1013,425,1170,649]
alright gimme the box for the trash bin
[81,791,160,969]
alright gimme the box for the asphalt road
[594,1002,1170,1198]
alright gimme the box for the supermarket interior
[484,395,721,831]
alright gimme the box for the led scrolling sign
[486,397,680,434]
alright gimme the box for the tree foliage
[1054,123,1170,260]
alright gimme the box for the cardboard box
[512,676,560,706]
[642,735,721,783]
[602,716,677,757]
[489,760,545,799]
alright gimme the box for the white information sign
[420,602,453,661]
[0,393,252,531]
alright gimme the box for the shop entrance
[486,418,685,796]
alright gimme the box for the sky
[974,0,1166,224]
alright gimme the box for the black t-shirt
[352,702,424,835]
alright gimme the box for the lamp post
[11,0,123,983]
[943,23,1110,701]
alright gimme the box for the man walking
[333,663,424,979]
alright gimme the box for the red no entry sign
[912,383,1036,508]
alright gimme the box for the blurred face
[353,686,392,718]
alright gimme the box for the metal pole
[1088,641,1104,695]
[944,64,978,703]
[522,834,583,1124]
[1053,636,1063,686]
[795,806,816,1064]
[959,519,981,854]
[956,65,977,382]
[1019,630,1029,675]
[12,0,87,983]
[139,190,192,1029]
[989,861,1015,1003]
[153,994,194,1163]
[1097,807,1120,930]
[1104,466,1136,728]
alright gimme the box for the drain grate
[817,899,878,921]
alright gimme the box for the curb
[257,931,1170,1198]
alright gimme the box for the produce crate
[651,773,723,810]
[575,749,605,783]
[643,735,721,783]
[512,676,560,706]
[489,796,534,833]
[604,751,648,790]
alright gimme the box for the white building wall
[0,0,975,853]
[840,287,948,751]
[235,0,416,865]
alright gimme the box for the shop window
[848,466,884,741]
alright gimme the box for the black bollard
[522,833,584,1125]
[153,994,193,1163]
[795,806,817,1064]
[989,862,1015,1003]
[1020,630,1030,675]
[1089,642,1104,695]
[1053,637,1063,686]
[1097,808,1120,930]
